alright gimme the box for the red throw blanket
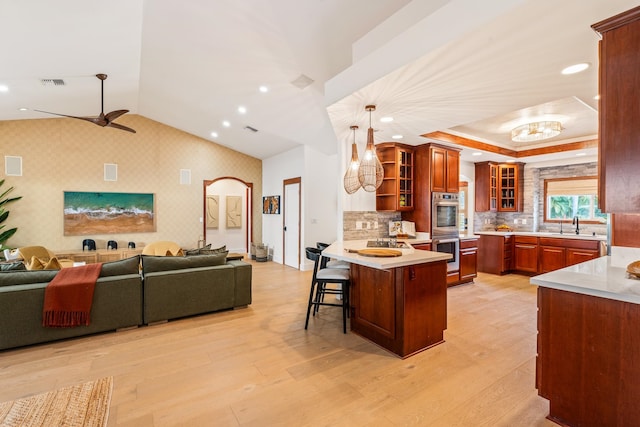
[42,263,103,327]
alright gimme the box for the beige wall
[0,115,262,251]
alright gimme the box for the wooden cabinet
[593,7,640,214]
[401,143,460,232]
[514,236,538,273]
[412,243,432,251]
[537,286,640,426]
[539,245,565,273]
[475,162,524,212]
[430,146,459,193]
[478,234,513,275]
[459,238,478,283]
[474,162,498,212]
[349,260,447,358]
[566,247,600,265]
[376,143,414,211]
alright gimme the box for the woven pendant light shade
[358,105,384,192]
[343,125,361,194]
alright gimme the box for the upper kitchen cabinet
[475,161,498,212]
[376,143,414,211]
[430,145,460,193]
[475,162,524,212]
[592,6,640,213]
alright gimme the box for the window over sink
[544,177,607,223]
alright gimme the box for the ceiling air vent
[40,79,66,86]
[244,126,258,133]
[290,74,314,90]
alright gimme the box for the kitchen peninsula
[323,241,451,358]
[531,247,640,426]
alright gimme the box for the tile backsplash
[343,211,401,240]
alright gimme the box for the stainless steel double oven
[431,192,460,272]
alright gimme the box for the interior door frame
[283,177,301,269]
[203,177,253,251]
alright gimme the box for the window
[544,177,607,223]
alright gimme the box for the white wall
[262,146,305,266]
[262,145,339,270]
[205,179,250,253]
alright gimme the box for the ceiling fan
[35,73,136,134]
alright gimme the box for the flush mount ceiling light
[380,116,393,123]
[511,121,562,143]
[358,105,384,192]
[343,125,361,194]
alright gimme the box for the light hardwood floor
[0,261,557,426]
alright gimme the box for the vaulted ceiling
[1,0,637,166]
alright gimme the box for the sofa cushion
[185,245,225,256]
[100,255,141,277]
[0,270,58,287]
[142,253,226,274]
[0,261,26,271]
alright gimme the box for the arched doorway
[203,177,253,253]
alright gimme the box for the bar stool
[305,247,350,333]
[316,242,350,270]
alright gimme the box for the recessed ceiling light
[259,85,269,93]
[210,131,218,138]
[0,85,9,93]
[222,120,230,127]
[391,134,403,139]
[237,106,247,114]
[380,116,393,123]
[575,152,587,157]
[561,63,590,75]
[506,160,516,163]
[471,152,482,156]
[18,107,28,111]
[594,94,601,100]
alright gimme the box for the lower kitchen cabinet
[478,234,513,275]
[539,245,565,273]
[459,238,478,284]
[514,236,539,273]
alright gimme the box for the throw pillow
[0,261,26,271]
[25,256,62,270]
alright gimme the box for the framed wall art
[263,195,280,214]
[63,191,155,235]
[226,195,242,228]
[206,195,219,229]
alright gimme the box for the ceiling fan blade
[106,122,136,134]
[104,109,129,123]
[34,109,101,125]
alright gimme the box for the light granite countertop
[322,240,451,270]
[530,246,640,304]
[475,230,607,241]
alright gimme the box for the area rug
[0,376,113,427]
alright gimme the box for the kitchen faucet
[572,216,580,235]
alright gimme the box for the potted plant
[0,179,22,251]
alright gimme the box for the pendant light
[343,125,361,194]
[358,105,384,192]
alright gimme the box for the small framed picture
[263,196,280,214]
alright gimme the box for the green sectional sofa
[141,253,252,324]
[0,253,252,351]
[0,255,143,351]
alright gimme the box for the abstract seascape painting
[63,191,155,235]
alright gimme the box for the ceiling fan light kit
[511,120,562,143]
[35,74,136,134]
[357,104,384,192]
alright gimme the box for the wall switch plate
[514,219,518,224]
[356,221,363,230]
[522,219,527,224]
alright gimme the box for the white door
[283,178,301,269]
